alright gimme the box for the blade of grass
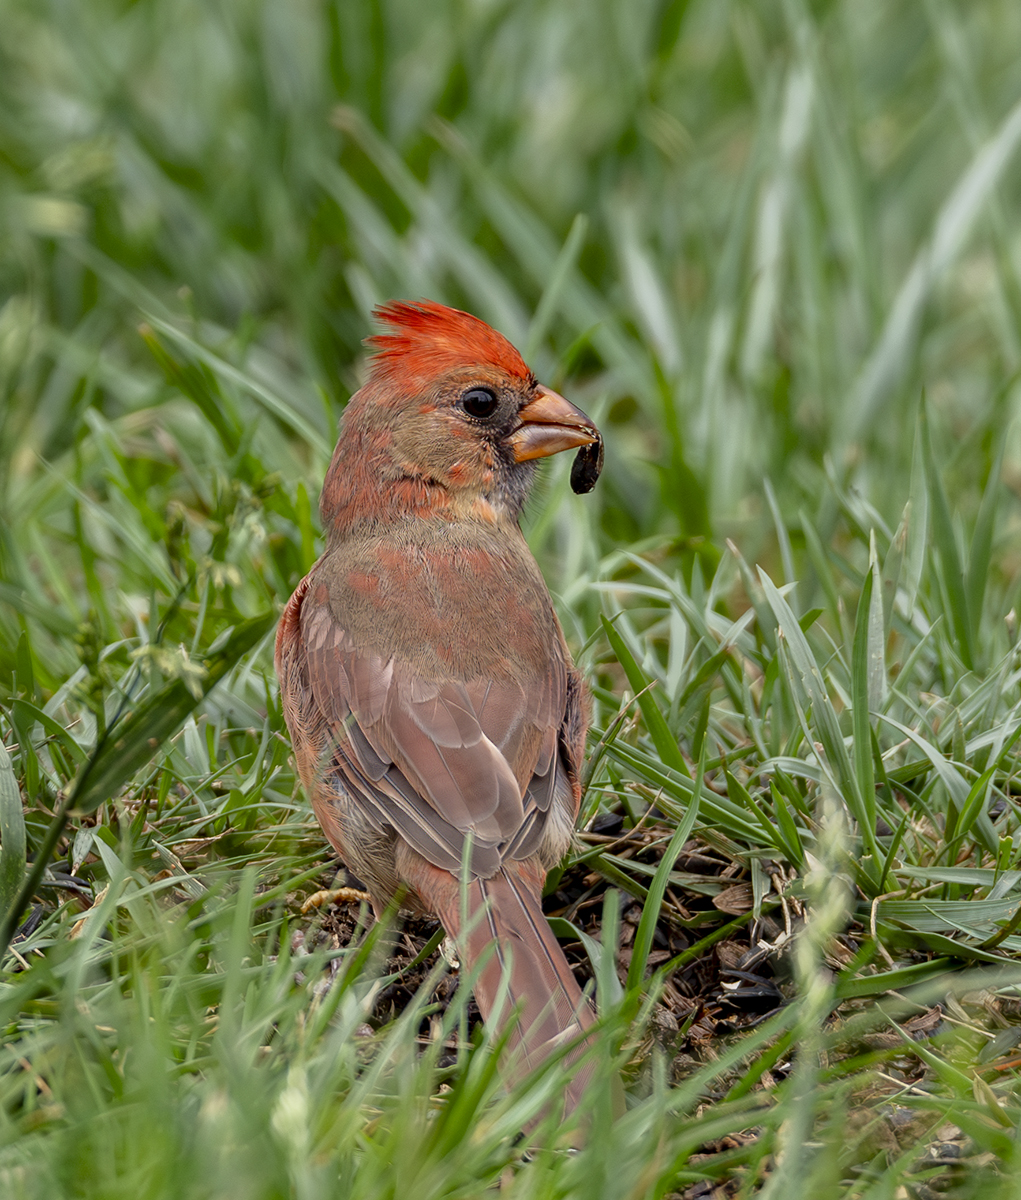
[601,613,690,778]
[921,402,975,669]
[764,477,797,609]
[845,92,1021,439]
[627,743,704,991]
[0,740,26,923]
[523,213,589,363]
[965,430,1005,657]
[852,559,877,837]
[759,567,882,866]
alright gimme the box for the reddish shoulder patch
[346,569,379,596]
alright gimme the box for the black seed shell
[570,436,603,494]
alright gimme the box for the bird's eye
[460,387,499,419]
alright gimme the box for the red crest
[366,300,531,387]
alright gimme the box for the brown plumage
[275,300,603,1112]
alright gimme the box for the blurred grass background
[4,0,1021,1196]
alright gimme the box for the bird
[275,299,604,1113]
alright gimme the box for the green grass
[3,0,1021,1195]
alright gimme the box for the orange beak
[506,385,600,462]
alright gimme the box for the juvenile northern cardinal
[275,300,603,1110]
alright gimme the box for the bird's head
[321,300,601,532]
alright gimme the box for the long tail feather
[432,863,596,1113]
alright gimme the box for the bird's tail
[433,862,597,1114]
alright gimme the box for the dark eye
[460,387,499,419]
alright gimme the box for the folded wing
[299,583,572,878]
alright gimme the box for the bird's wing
[297,579,570,878]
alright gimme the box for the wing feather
[297,577,571,879]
